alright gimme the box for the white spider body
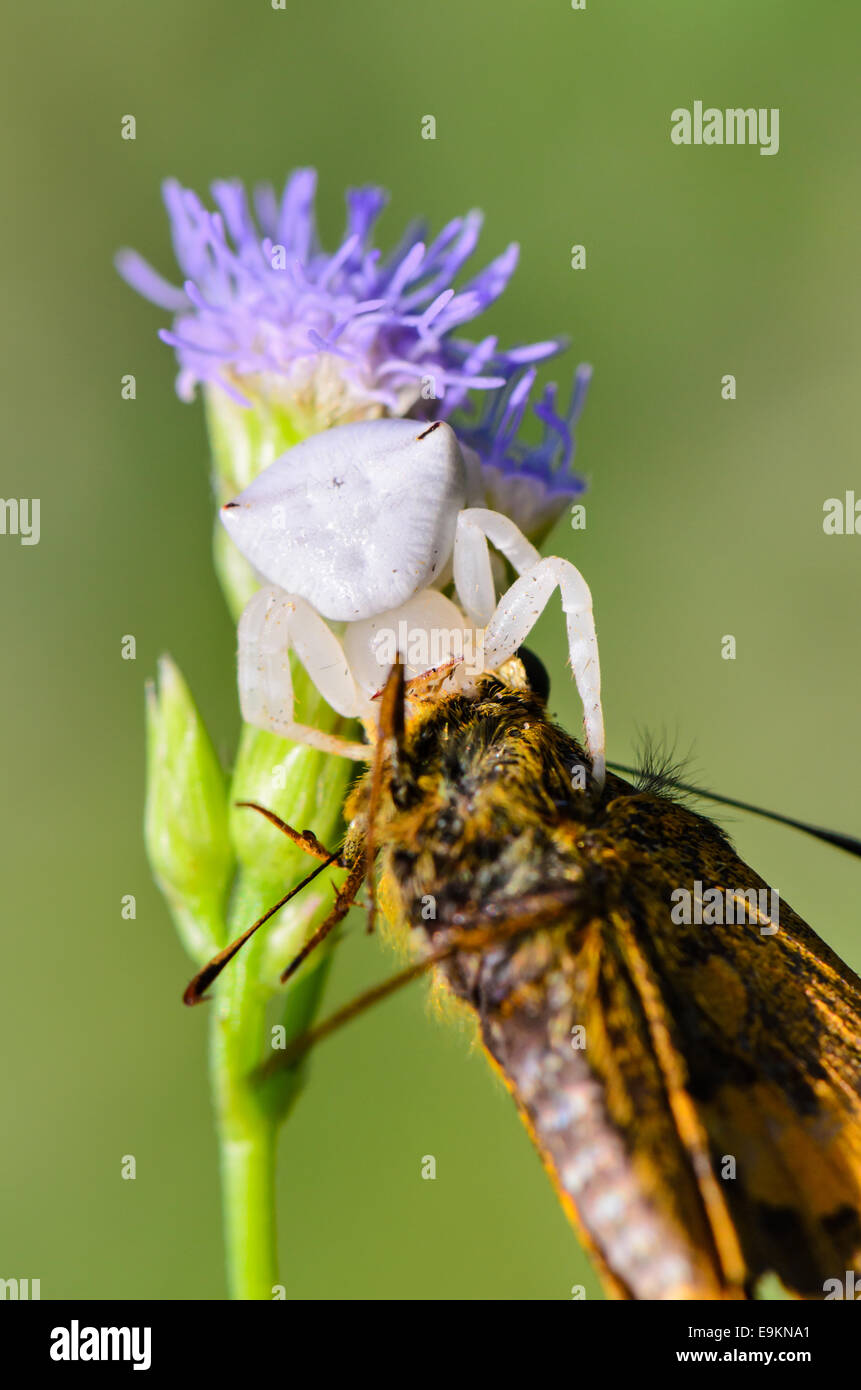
[221,419,606,786]
[221,418,468,622]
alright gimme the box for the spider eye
[517,647,550,702]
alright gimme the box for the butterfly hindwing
[603,790,861,1297]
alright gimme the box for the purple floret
[116,169,564,413]
[455,364,592,536]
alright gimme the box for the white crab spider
[221,417,605,786]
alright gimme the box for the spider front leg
[451,511,605,788]
[489,560,605,790]
[452,508,542,626]
[238,585,372,760]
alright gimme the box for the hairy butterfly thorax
[345,677,594,921]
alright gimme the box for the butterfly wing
[446,790,861,1299]
[463,906,747,1299]
[608,792,861,1298]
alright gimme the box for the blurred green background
[2,0,859,1300]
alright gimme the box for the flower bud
[145,655,234,962]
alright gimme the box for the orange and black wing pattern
[373,677,861,1299]
[600,791,861,1298]
[471,906,749,1298]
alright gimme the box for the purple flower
[116,170,563,424]
[456,364,592,539]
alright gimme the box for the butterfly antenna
[609,762,861,860]
[183,803,345,1005]
[183,851,340,1004]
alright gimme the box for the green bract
[144,655,232,965]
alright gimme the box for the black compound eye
[517,647,550,702]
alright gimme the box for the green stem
[208,872,277,1299]
[207,864,339,1298]
[219,1119,278,1300]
